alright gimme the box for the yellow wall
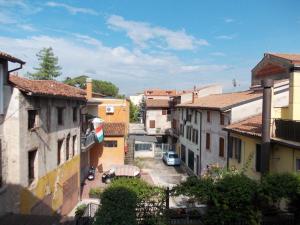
[89,137,125,171]
[20,155,80,214]
[229,134,300,180]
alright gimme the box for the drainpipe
[261,79,273,174]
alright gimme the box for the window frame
[28,109,38,130]
[57,107,64,126]
[206,133,211,150]
[73,107,78,122]
[104,140,118,148]
[219,137,225,157]
[28,149,37,184]
[149,120,155,128]
[207,111,211,123]
[220,113,225,125]
[57,139,63,166]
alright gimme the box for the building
[0,69,86,216]
[129,93,144,106]
[225,54,300,179]
[84,78,129,172]
[176,81,289,175]
[144,89,177,100]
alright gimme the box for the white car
[163,151,181,166]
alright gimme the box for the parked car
[163,151,181,166]
[102,165,141,183]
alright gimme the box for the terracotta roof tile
[9,75,86,100]
[103,122,125,136]
[177,90,262,110]
[225,114,262,137]
[0,51,25,64]
[146,99,170,108]
[268,53,300,64]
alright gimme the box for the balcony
[81,131,97,152]
[274,119,300,143]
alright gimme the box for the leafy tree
[130,100,140,123]
[63,75,119,97]
[29,47,61,80]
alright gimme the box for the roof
[0,51,25,64]
[268,53,300,64]
[103,122,126,136]
[144,89,177,96]
[224,114,262,137]
[9,75,86,100]
[177,90,262,110]
[146,99,170,108]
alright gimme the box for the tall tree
[29,47,61,80]
[63,75,119,97]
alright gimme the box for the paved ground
[137,158,189,188]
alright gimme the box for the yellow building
[225,53,300,180]
[85,78,129,172]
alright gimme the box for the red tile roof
[9,75,86,100]
[268,53,300,64]
[0,51,25,64]
[146,99,170,108]
[103,122,125,136]
[225,114,262,137]
[177,90,262,110]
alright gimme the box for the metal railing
[274,119,300,143]
[81,132,97,152]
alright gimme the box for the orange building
[85,78,129,172]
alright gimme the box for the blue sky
[0,0,299,95]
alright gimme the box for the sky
[0,0,299,95]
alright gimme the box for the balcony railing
[81,131,97,152]
[274,119,300,143]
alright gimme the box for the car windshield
[169,153,179,158]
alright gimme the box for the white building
[129,93,144,106]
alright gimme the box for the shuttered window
[149,120,155,128]
[206,133,210,150]
[219,137,225,157]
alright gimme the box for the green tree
[29,47,61,80]
[129,100,140,123]
[63,75,119,97]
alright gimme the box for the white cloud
[215,34,235,40]
[107,15,208,50]
[0,35,229,94]
[0,11,36,31]
[224,18,234,23]
[46,2,99,15]
[0,11,16,24]
[210,52,226,57]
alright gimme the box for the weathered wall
[146,109,171,135]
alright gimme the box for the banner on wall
[92,118,104,143]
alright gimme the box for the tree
[129,100,140,123]
[29,47,61,80]
[63,75,119,97]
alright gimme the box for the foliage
[63,75,119,97]
[75,204,87,217]
[28,47,61,80]
[130,100,140,123]
[94,178,165,225]
[94,186,138,225]
[89,187,104,198]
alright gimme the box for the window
[28,110,38,130]
[180,124,184,136]
[57,139,63,165]
[167,109,171,115]
[220,113,225,125]
[181,109,184,120]
[104,140,118,148]
[206,133,210,150]
[195,130,199,144]
[228,137,233,158]
[219,137,225,157]
[207,111,211,123]
[66,135,70,161]
[57,107,64,125]
[233,137,242,163]
[162,109,167,115]
[172,119,177,129]
[181,145,186,162]
[255,144,261,172]
[72,135,76,157]
[73,107,78,122]
[135,143,152,151]
[149,120,155,128]
[28,149,37,184]
[296,159,300,172]
[194,111,198,124]
[188,150,194,171]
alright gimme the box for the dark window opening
[28,149,37,184]
[73,107,78,122]
[181,145,186,162]
[104,140,118,148]
[188,150,194,171]
[72,135,76,157]
[219,137,225,157]
[207,111,211,123]
[256,144,261,172]
[150,120,155,128]
[296,159,300,171]
[57,107,64,125]
[57,139,63,165]
[206,133,210,150]
[28,110,38,130]
[66,135,70,161]
[162,109,167,115]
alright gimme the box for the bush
[89,187,103,198]
[75,204,87,217]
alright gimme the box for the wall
[129,94,144,106]
[89,136,125,171]
[146,108,171,135]
[1,88,82,215]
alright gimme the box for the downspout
[226,131,230,170]
[8,62,24,73]
[261,79,273,174]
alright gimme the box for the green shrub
[89,187,103,198]
[75,204,87,217]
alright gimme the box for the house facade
[0,71,86,216]
[84,78,129,172]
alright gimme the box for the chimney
[261,79,273,174]
[86,77,93,100]
[288,67,300,120]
